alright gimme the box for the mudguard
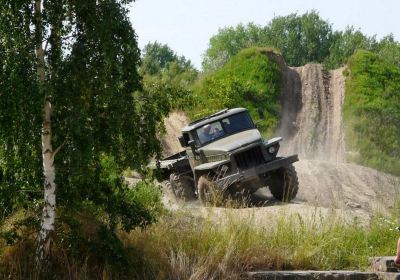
[194,159,230,171]
[263,136,282,147]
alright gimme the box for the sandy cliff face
[160,111,189,157]
[278,64,399,216]
[279,64,345,163]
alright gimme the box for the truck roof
[182,108,248,132]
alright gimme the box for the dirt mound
[294,160,400,215]
[160,111,189,157]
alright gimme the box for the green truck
[156,108,299,205]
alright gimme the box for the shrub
[344,50,400,175]
[193,47,282,136]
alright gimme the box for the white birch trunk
[36,101,56,264]
[34,0,57,266]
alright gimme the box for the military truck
[156,108,299,205]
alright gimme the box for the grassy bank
[2,205,398,279]
[344,50,400,176]
[124,208,398,279]
[191,47,282,137]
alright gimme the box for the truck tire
[169,173,196,201]
[198,175,224,206]
[268,164,299,202]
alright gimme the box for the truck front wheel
[267,164,299,202]
[198,175,225,206]
[170,173,196,201]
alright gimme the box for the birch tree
[0,0,166,269]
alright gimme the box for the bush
[0,179,164,279]
[193,47,282,136]
[344,50,400,175]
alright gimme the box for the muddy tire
[226,183,256,206]
[268,164,299,202]
[198,175,225,206]
[169,173,196,200]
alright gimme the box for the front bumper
[215,154,298,187]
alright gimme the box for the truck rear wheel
[268,164,299,202]
[198,175,225,206]
[169,173,196,201]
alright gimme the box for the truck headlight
[268,146,276,154]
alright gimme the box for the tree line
[200,11,400,71]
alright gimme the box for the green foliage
[265,11,334,67]
[194,47,281,135]
[54,180,163,271]
[0,180,164,278]
[324,27,378,69]
[141,42,198,111]
[0,1,43,219]
[125,209,399,279]
[203,11,334,71]
[2,206,399,279]
[202,11,400,72]
[141,41,196,76]
[376,34,400,67]
[141,42,178,75]
[202,22,268,72]
[344,50,400,175]
[0,0,167,264]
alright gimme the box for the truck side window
[196,122,224,145]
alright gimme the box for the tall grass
[123,207,399,279]
[0,205,399,279]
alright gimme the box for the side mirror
[178,136,187,147]
[188,140,198,155]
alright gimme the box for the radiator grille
[234,146,265,169]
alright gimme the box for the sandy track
[159,64,400,221]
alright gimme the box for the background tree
[324,27,377,69]
[0,0,166,268]
[141,41,178,75]
[202,12,334,71]
[376,34,400,67]
[265,11,333,66]
[141,41,197,76]
[141,41,198,110]
[202,23,267,72]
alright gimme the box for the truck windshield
[195,112,254,145]
[221,112,254,134]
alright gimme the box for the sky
[129,0,400,70]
